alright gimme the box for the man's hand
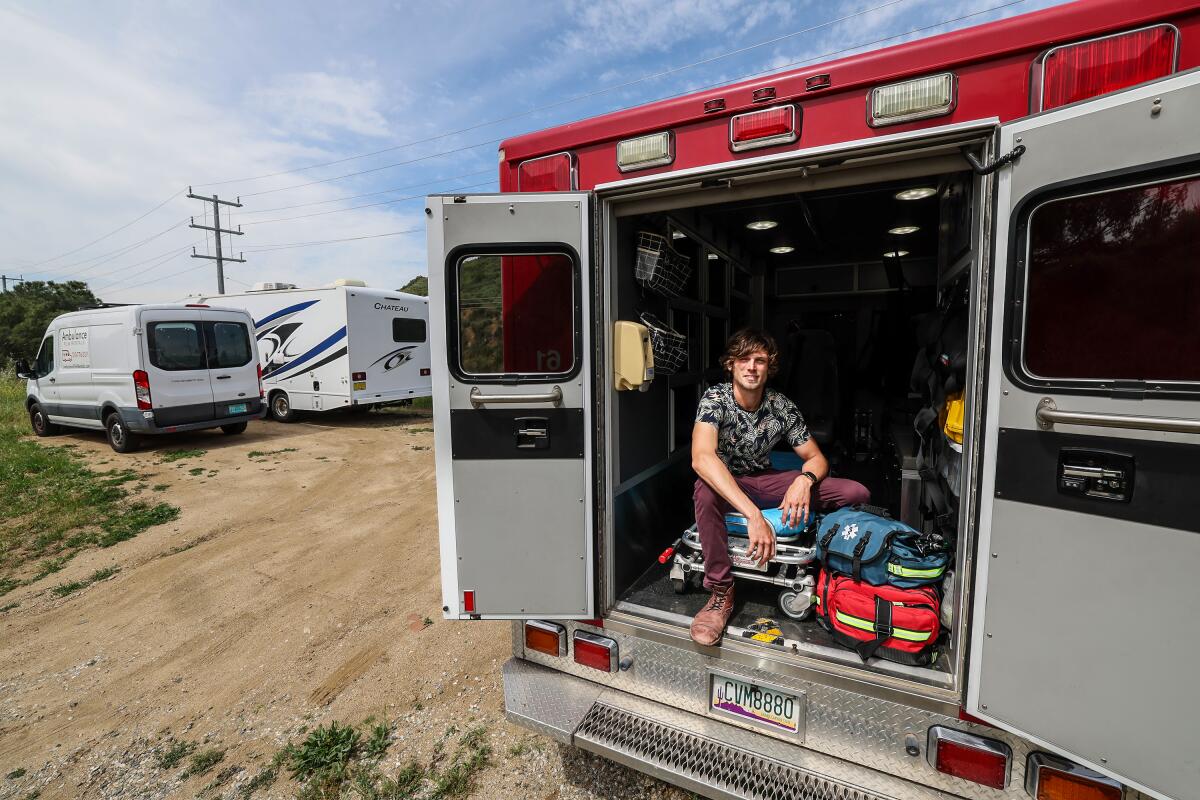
[746,511,775,566]
[779,475,813,528]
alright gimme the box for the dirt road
[0,413,681,799]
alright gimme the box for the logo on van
[841,523,859,540]
[369,345,418,372]
[374,302,409,312]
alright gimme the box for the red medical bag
[815,569,941,666]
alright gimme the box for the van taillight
[133,370,152,410]
[926,726,1010,789]
[1026,753,1123,800]
[524,621,566,656]
[729,104,798,152]
[517,152,576,192]
[1033,25,1178,112]
[257,363,264,399]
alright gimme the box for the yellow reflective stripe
[887,562,944,578]
[834,611,931,642]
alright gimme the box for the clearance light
[746,220,778,231]
[769,246,794,254]
[896,187,936,201]
[927,726,1010,790]
[888,225,920,235]
[572,630,618,672]
[730,104,798,152]
[870,72,956,127]
[616,131,674,172]
[352,372,366,381]
[883,250,909,258]
[1026,753,1123,800]
[524,620,566,656]
[133,370,152,410]
[517,152,576,192]
[1033,25,1178,112]
[462,590,476,614]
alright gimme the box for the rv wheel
[104,413,140,454]
[28,403,59,437]
[777,589,813,621]
[269,392,296,423]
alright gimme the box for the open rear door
[970,71,1200,800]
[428,193,595,620]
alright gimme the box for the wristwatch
[800,470,819,486]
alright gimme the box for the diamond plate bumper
[504,658,963,800]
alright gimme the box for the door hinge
[962,144,1026,176]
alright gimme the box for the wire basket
[639,312,688,376]
[635,231,692,299]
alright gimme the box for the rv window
[454,252,576,377]
[148,322,206,371]
[34,336,54,377]
[392,318,427,343]
[205,322,253,368]
[1022,173,1200,383]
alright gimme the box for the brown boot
[690,584,735,646]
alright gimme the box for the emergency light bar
[517,152,576,192]
[1032,24,1178,112]
[869,72,956,127]
[730,104,798,152]
[616,131,674,172]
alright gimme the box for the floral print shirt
[694,383,810,475]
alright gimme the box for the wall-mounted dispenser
[613,321,654,391]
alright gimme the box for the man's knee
[844,479,871,506]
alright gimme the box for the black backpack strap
[851,532,872,582]
[820,524,839,549]
[854,596,893,663]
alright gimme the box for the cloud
[244,71,395,141]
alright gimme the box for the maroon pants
[693,471,870,589]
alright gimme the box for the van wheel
[778,589,813,621]
[29,403,59,436]
[104,413,140,453]
[220,422,248,435]
[269,392,295,423]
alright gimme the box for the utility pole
[1,274,25,292]
[187,187,246,294]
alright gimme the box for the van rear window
[207,321,253,368]
[1022,174,1200,383]
[454,252,576,377]
[148,322,206,371]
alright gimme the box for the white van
[17,304,265,452]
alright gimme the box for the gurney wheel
[778,589,813,621]
[672,578,687,595]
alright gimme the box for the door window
[148,322,206,371]
[205,321,253,368]
[392,318,427,343]
[1021,173,1200,384]
[453,252,577,378]
[34,336,54,377]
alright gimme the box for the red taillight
[517,152,575,192]
[256,363,264,399]
[133,370,152,410]
[730,104,798,152]
[420,368,431,376]
[351,371,366,381]
[462,590,475,614]
[524,620,566,656]
[572,631,617,672]
[927,726,1010,789]
[1034,25,1177,112]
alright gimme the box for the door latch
[515,416,550,450]
[1057,448,1134,503]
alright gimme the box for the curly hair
[720,328,780,377]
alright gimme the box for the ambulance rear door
[970,70,1200,800]
[427,193,596,620]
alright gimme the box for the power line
[41,219,191,278]
[236,169,495,215]
[242,227,424,253]
[196,0,913,189]
[239,179,496,227]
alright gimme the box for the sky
[0,0,1069,303]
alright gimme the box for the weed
[429,726,491,799]
[90,566,118,582]
[183,747,225,778]
[97,502,179,548]
[422,616,433,627]
[408,426,433,433]
[99,469,139,486]
[160,449,205,463]
[188,467,204,476]
[52,580,86,597]
[0,602,18,612]
[410,445,430,451]
[156,740,196,770]
[6,768,25,779]
[0,578,20,597]
[284,721,360,782]
[389,761,426,795]
[152,483,169,492]
[34,556,70,579]
[201,763,242,793]
[238,766,277,798]
[247,448,296,459]
[362,722,392,760]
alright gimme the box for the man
[690,328,869,646]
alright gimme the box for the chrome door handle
[469,385,562,408]
[1036,397,1200,435]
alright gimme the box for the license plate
[228,403,248,414]
[711,674,803,735]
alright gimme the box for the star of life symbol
[841,523,859,540]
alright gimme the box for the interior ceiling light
[895,187,937,201]
[707,253,719,260]
[888,225,920,235]
[769,245,795,254]
[671,230,687,239]
[746,220,778,230]
[883,249,910,258]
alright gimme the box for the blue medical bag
[814,506,949,587]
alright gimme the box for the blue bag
[724,507,810,541]
[815,506,949,587]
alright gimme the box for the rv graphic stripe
[254,299,319,329]
[292,346,348,378]
[267,326,347,380]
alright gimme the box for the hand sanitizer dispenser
[613,321,654,391]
